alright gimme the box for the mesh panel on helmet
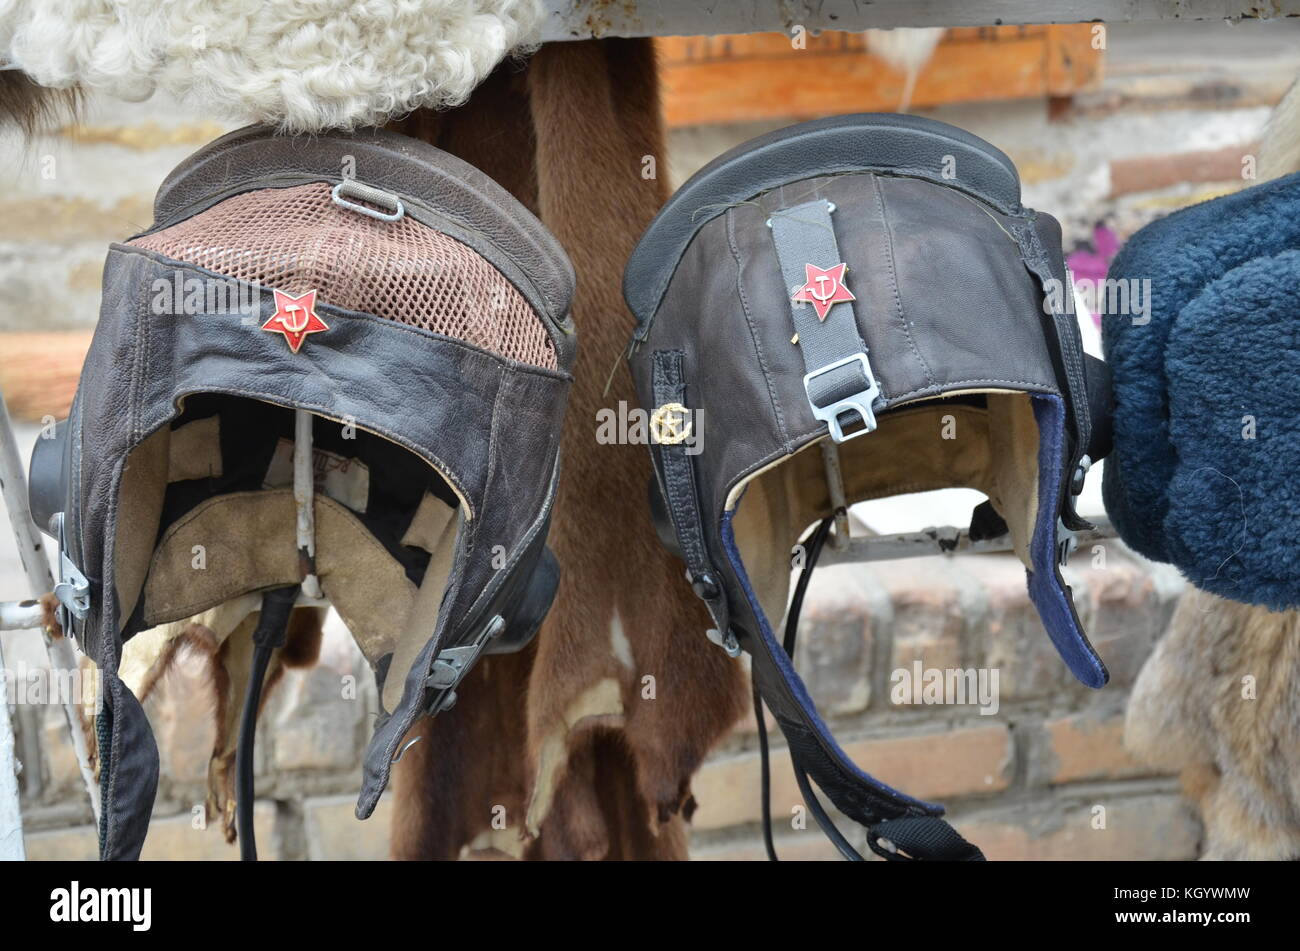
[129,182,557,369]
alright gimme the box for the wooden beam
[541,1,1300,42]
[658,26,1103,127]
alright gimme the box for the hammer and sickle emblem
[650,402,692,445]
[262,288,329,353]
[792,261,855,321]
[279,302,310,333]
[808,274,838,302]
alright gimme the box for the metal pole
[294,409,322,599]
[0,393,100,824]
[0,628,25,859]
[818,516,1115,566]
[0,600,44,632]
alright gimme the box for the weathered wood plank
[541,1,1300,42]
[659,26,1102,126]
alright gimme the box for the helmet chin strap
[236,584,302,862]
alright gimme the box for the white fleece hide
[0,0,543,132]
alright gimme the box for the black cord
[754,516,985,862]
[756,517,835,862]
[793,760,866,861]
[235,585,300,862]
[754,678,778,862]
[784,518,834,657]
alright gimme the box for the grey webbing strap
[769,199,882,442]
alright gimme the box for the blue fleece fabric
[1103,171,1300,563]
[1160,249,1300,607]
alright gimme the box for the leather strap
[650,350,733,648]
[768,199,883,441]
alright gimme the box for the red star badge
[262,289,329,353]
[792,262,855,321]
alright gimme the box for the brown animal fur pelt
[1125,588,1300,860]
[0,71,77,133]
[124,605,326,842]
[386,39,749,860]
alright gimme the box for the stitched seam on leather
[139,287,153,442]
[636,163,1021,323]
[107,676,121,852]
[460,456,557,625]
[128,287,143,444]
[1015,223,1089,451]
[889,377,1057,400]
[658,356,698,564]
[655,351,707,568]
[724,442,797,509]
[774,378,1059,450]
[874,176,936,392]
[475,363,510,565]
[726,211,788,446]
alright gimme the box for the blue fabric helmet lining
[719,508,943,814]
[1027,395,1108,688]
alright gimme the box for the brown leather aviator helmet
[28,126,575,859]
[624,114,1114,860]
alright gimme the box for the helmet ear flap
[487,545,560,656]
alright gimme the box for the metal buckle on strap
[1070,454,1093,496]
[705,625,742,658]
[49,513,90,629]
[1057,517,1078,567]
[331,180,405,222]
[803,352,882,443]
[685,569,742,657]
[425,614,505,714]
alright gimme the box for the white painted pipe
[0,600,44,633]
[0,392,100,827]
[818,517,1115,566]
[0,630,26,860]
[294,409,322,599]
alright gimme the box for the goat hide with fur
[0,0,542,132]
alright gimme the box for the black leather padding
[624,112,1023,329]
[1084,354,1115,464]
[27,419,66,536]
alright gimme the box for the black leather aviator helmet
[624,114,1113,860]
[29,126,575,860]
